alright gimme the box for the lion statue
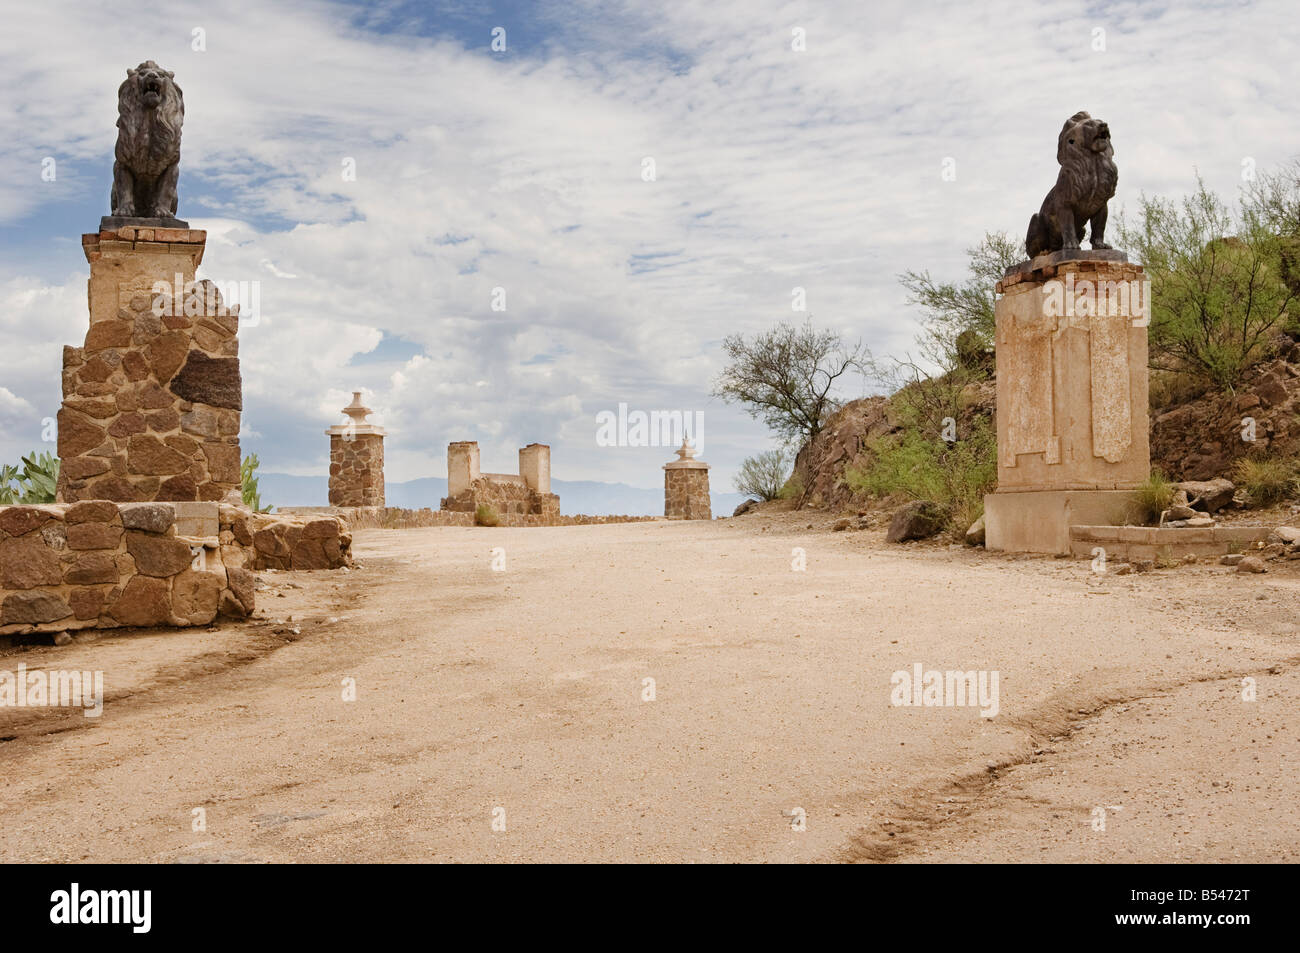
[1024,111,1117,258]
[110,61,184,220]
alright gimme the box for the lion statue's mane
[1024,111,1117,258]
[110,60,184,220]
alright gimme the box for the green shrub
[1231,456,1296,506]
[734,450,791,501]
[844,417,996,536]
[0,451,59,504]
[777,471,804,501]
[475,503,500,527]
[1132,470,1177,524]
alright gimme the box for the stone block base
[984,488,1140,555]
[1068,524,1270,561]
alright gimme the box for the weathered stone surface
[732,499,759,517]
[65,501,119,525]
[886,500,944,543]
[146,330,190,383]
[172,569,223,625]
[122,349,150,381]
[81,475,141,502]
[290,539,331,570]
[125,531,193,576]
[108,574,172,626]
[224,566,255,615]
[66,396,119,419]
[107,412,147,437]
[253,526,290,557]
[66,521,124,550]
[64,552,120,585]
[169,351,242,410]
[302,518,343,540]
[85,319,133,351]
[203,443,241,484]
[126,434,190,475]
[180,407,218,437]
[2,591,73,625]
[60,456,112,480]
[0,506,54,537]
[157,473,198,501]
[0,536,63,588]
[58,408,107,457]
[69,587,107,620]
[965,515,986,546]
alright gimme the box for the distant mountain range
[256,472,748,518]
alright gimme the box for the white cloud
[1,0,1298,490]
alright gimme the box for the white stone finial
[675,438,697,461]
[343,391,372,423]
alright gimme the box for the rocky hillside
[793,344,1300,510]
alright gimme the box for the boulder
[965,515,986,546]
[886,500,944,543]
[732,499,759,517]
[1177,478,1236,514]
[1236,555,1268,574]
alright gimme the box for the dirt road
[1,515,1296,862]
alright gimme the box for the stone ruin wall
[0,501,255,637]
[441,477,561,519]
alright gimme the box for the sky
[1,0,1298,491]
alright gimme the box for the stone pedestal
[57,225,243,504]
[664,440,711,520]
[984,254,1149,553]
[326,392,385,507]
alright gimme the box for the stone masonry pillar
[58,225,243,503]
[326,391,386,507]
[664,439,711,520]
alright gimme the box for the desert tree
[713,321,867,445]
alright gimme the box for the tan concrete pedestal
[984,255,1149,553]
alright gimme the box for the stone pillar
[984,252,1150,553]
[447,441,481,498]
[519,443,550,494]
[325,391,386,507]
[664,439,711,520]
[57,226,243,504]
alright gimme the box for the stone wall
[223,510,353,572]
[0,502,254,636]
[441,477,561,519]
[58,227,242,504]
[328,432,384,507]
